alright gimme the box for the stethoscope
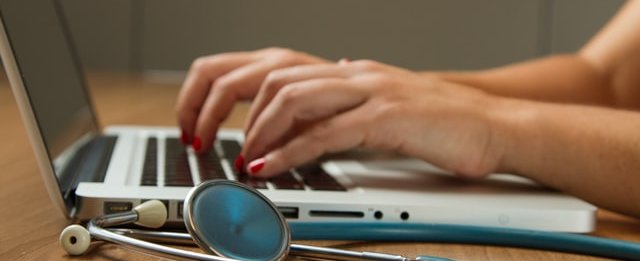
[60,180,640,260]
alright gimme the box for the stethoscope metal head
[184,180,290,261]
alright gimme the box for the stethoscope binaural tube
[60,200,235,260]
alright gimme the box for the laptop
[0,0,596,233]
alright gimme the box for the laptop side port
[278,206,299,219]
[309,210,364,218]
[104,201,132,214]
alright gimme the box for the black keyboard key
[219,139,267,188]
[220,139,242,160]
[141,138,158,186]
[197,152,227,181]
[165,138,193,186]
[296,164,346,191]
[270,172,304,190]
[237,174,268,189]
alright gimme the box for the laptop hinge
[60,135,118,203]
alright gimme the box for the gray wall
[60,0,625,73]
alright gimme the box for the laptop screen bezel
[0,0,102,218]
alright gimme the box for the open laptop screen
[0,0,99,213]
[0,0,98,161]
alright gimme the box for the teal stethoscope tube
[290,222,640,260]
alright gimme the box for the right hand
[176,47,329,153]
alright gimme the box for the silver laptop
[0,0,596,233]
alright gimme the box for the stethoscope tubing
[108,228,452,261]
[111,222,640,261]
[289,222,640,260]
[89,221,235,261]
[110,220,640,261]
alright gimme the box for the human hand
[241,60,508,178]
[176,47,329,152]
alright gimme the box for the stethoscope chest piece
[184,180,290,261]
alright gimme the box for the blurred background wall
[59,0,625,77]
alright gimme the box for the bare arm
[494,97,640,217]
[473,1,640,217]
[433,0,640,110]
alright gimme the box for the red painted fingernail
[180,130,189,144]
[234,155,245,173]
[192,136,202,151]
[248,158,265,174]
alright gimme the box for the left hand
[241,60,508,178]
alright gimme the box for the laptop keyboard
[141,137,346,191]
[164,138,194,186]
[140,138,158,186]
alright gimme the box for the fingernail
[192,136,202,151]
[248,158,265,174]
[234,155,245,173]
[180,130,189,144]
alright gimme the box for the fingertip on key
[192,136,202,152]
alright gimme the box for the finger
[193,57,312,152]
[176,52,255,143]
[243,78,367,161]
[246,107,371,177]
[244,63,356,134]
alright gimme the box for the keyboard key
[197,152,227,181]
[296,164,346,191]
[220,139,242,160]
[141,138,157,186]
[269,172,305,190]
[237,173,268,189]
[219,139,268,189]
[165,138,193,186]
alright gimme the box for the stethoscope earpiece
[59,224,91,255]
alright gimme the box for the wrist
[484,96,541,175]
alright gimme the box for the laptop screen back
[0,0,99,211]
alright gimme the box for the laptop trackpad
[331,156,550,194]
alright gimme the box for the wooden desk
[1,73,639,261]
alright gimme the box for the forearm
[493,97,640,217]
[428,54,613,106]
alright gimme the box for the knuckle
[212,75,235,93]
[358,73,394,91]
[190,57,211,74]
[271,48,303,65]
[262,46,288,53]
[190,53,231,74]
[263,70,289,94]
[353,59,383,71]
[276,85,303,107]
